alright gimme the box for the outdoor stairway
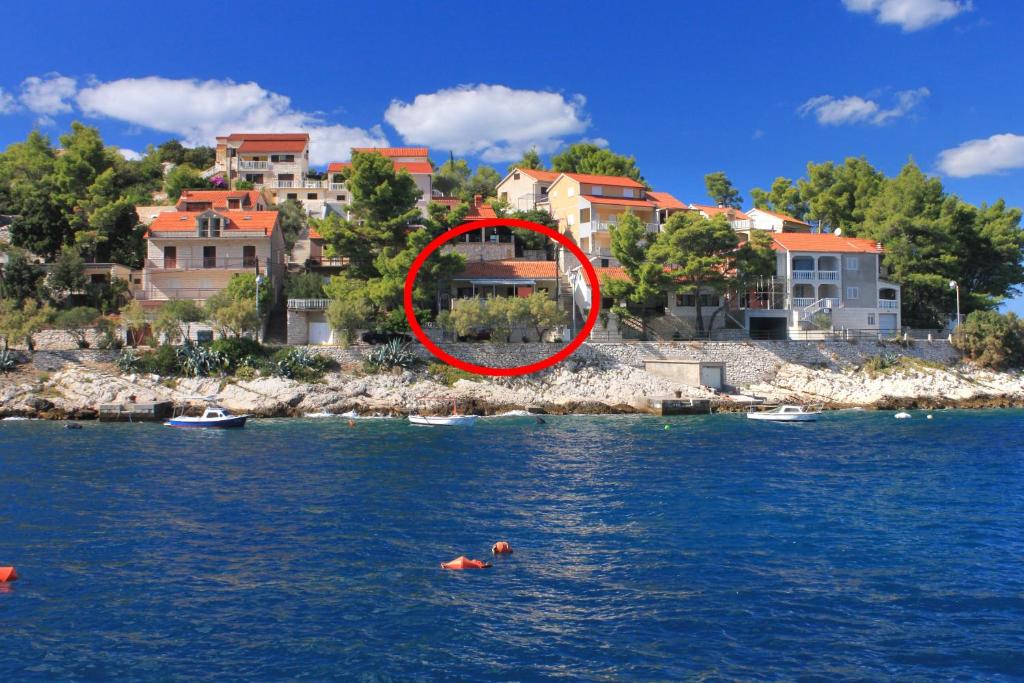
[263,303,288,345]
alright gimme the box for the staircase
[262,303,288,345]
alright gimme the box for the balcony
[580,220,659,238]
[879,299,899,309]
[146,257,262,271]
[792,297,815,308]
[272,179,324,190]
[287,298,330,310]
[238,160,270,171]
[329,182,346,191]
[792,270,839,282]
[133,287,223,302]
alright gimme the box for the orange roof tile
[352,147,429,157]
[147,210,279,236]
[308,226,323,240]
[456,260,557,279]
[177,190,262,210]
[594,266,629,282]
[227,133,309,141]
[753,208,811,226]
[430,197,463,206]
[582,195,657,208]
[238,139,308,153]
[564,172,644,188]
[690,204,751,220]
[465,201,497,220]
[327,160,432,174]
[517,168,560,182]
[646,191,687,210]
[772,233,883,253]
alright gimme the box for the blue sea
[2,410,1023,681]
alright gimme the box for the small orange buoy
[440,556,491,570]
[491,541,513,554]
[0,566,18,582]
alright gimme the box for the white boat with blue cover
[746,405,821,422]
[166,405,249,429]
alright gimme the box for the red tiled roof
[431,197,463,206]
[563,172,644,188]
[308,226,323,240]
[646,191,687,210]
[772,233,883,254]
[238,139,308,153]
[327,160,432,174]
[465,201,497,220]
[594,266,629,282]
[690,204,751,220]
[517,168,560,182]
[582,195,657,208]
[147,210,279,236]
[752,208,811,226]
[352,147,429,157]
[456,260,557,279]
[227,133,309,141]
[177,190,262,210]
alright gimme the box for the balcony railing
[238,160,269,170]
[133,287,223,302]
[287,298,330,310]
[879,299,899,309]
[146,257,262,271]
[792,297,815,308]
[272,179,324,189]
[329,182,346,191]
[792,270,839,281]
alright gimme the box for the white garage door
[699,366,723,389]
[879,314,898,332]
[309,322,333,345]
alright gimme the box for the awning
[459,279,537,286]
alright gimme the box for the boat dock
[98,401,174,422]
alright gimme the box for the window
[567,214,575,226]
[500,192,508,201]
[270,154,295,163]
[700,293,720,307]
[164,246,177,269]
[846,286,860,300]
[513,172,520,180]
[210,216,220,237]
[676,293,697,307]
[845,256,859,271]
[868,313,876,326]
[336,194,346,201]
[579,208,591,224]
[243,245,257,268]
[568,187,575,197]
[600,259,610,268]
[203,246,217,268]
[592,185,603,196]
[307,193,317,200]
[287,193,298,200]
[623,188,635,198]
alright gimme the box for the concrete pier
[98,401,173,422]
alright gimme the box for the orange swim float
[491,541,513,554]
[440,556,491,570]
[0,566,18,582]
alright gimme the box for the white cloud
[0,87,17,114]
[580,137,609,148]
[76,76,387,164]
[20,73,77,116]
[384,84,590,162]
[842,0,971,31]
[118,148,142,161]
[798,88,929,125]
[937,133,1024,177]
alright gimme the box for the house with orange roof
[137,207,285,314]
[495,168,561,211]
[176,189,269,212]
[212,133,328,213]
[323,147,434,217]
[746,208,812,233]
[689,204,753,231]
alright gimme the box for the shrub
[177,340,228,378]
[366,339,419,371]
[0,348,18,374]
[272,346,331,380]
[234,366,259,381]
[136,345,181,376]
[426,362,479,386]
[952,311,1024,370]
[862,352,901,376]
[210,337,266,370]
[115,348,140,373]
[54,306,101,348]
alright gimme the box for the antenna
[834,228,843,237]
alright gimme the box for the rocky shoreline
[0,343,1022,420]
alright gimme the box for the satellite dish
[834,228,843,237]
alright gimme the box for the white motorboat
[746,405,821,422]
[408,414,478,427]
[166,405,249,429]
[408,398,477,427]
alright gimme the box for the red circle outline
[404,218,601,376]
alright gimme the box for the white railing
[879,299,899,309]
[801,297,842,321]
[589,220,660,233]
[287,299,330,310]
[793,270,839,281]
[273,180,324,189]
[730,219,753,230]
[818,270,839,281]
[238,160,269,170]
[146,257,263,271]
[133,287,223,302]
[792,297,815,308]
[329,182,345,190]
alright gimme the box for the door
[203,246,216,268]
[309,322,332,345]
[243,245,257,268]
[699,366,723,389]
[879,314,898,332]
[163,246,176,269]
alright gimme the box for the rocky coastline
[0,340,1022,420]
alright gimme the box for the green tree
[552,143,644,183]
[325,277,371,347]
[508,148,544,173]
[604,211,665,321]
[0,130,56,214]
[952,311,1024,370]
[750,177,807,218]
[120,299,148,346]
[46,246,88,303]
[797,157,884,233]
[450,298,489,339]
[163,164,210,200]
[205,293,260,339]
[9,181,72,258]
[433,158,471,197]
[284,272,326,299]
[0,251,45,304]
[54,306,101,348]
[224,273,272,316]
[273,198,307,251]
[0,298,52,351]
[704,171,743,208]
[153,299,204,344]
[527,291,568,340]
[461,165,501,201]
[84,199,143,266]
[647,212,738,334]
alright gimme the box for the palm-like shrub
[177,341,228,377]
[0,348,17,374]
[366,339,419,371]
[273,346,330,380]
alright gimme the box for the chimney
[474,194,483,207]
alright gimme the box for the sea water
[1,410,1023,680]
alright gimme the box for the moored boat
[746,404,821,422]
[408,398,477,427]
[165,405,249,429]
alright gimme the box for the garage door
[699,366,723,389]
[309,322,333,345]
[879,314,898,332]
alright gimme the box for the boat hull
[165,415,249,429]
[746,412,819,422]
[408,415,477,427]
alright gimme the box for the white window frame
[845,256,859,271]
[622,188,635,198]
[568,187,575,197]
[868,313,876,326]
[846,286,860,300]
[592,185,603,196]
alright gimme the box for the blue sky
[1,0,1022,309]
